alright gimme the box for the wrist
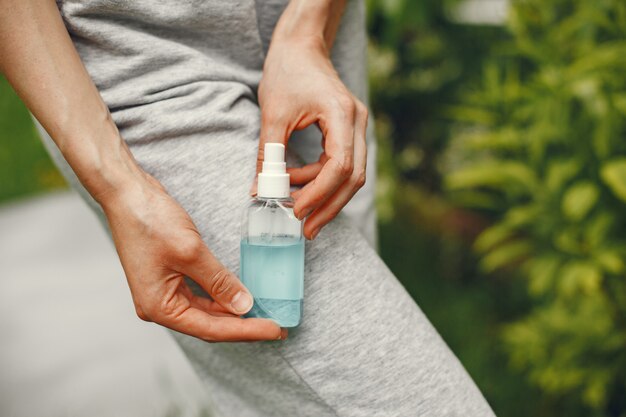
[271,0,345,55]
[266,33,328,62]
[90,163,151,211]
[73,133,153,210]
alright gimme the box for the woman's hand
[102,175,286,342]
[1,0,284,342]
[256,1,368,240]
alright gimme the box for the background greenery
[1,0,625,415]
[0,78,65,201]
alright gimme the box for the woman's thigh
[100,84,491,416]
[39,0,495,415]
[37,107,493,416]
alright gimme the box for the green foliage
[0,76,65,203]
[601,158,626,202]
[446,0,626,414]
[368,1,549,415]
[367,0,501,191]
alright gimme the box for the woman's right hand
[101,174,286,342]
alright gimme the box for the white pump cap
[257,143,290,198]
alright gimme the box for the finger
[178,283,235,316]
[160,306,286,342]
[291,187,305,200]
[180,244,255,316]
[288,152,329,185]
[293,108,356,219]
[303,174,360,239]
[304,102,368,238]
[249,176,258,197]
[256,110,291,175]
[190,294,238,317]
[288,160,324,185]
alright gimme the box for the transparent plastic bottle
[240,144,304,327]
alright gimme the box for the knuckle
[353,170,367,188]
[160,293,186,318]
[321,205,343,224]
[208,268,234,297]
[262,108,287,127]
[175,239,204,264]
[154,292,191,322]
[357,101,369,119]
[338,95,356,118]
[336,156,354,178]
[135,305,151,322]
[307,191,326,208]
[140,300,162,322]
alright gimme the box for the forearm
[0,0,146,206]
[271,0,347,53]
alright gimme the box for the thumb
[182,244,254,316]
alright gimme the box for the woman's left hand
[255,35,368,240]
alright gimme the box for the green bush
[367,2,547,416]
[367,0,501,195]
[446,0,626,414]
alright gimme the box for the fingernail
[231,291,253,314]
[311,228,320,239]
[279,328,289,340]
[249,182,257,197]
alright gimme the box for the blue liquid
[240,239,304,328]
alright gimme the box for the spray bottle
[240,143,304,328]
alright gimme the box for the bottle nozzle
[258,143,290,198]
[264,143,284,163]
[262,143,287,174]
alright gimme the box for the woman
[0,0,495,415]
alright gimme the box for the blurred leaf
[614,94,626,115]
[593,250,625,274]
[545,159,582,192]
[600,159,626,202]
[584,212,615,248]
[569,41,626,76]
[462,128,524,152]
[445,105,495,125]
[398,145,424,171]
[561,181,599,221]
[446,161,537,193]
[583,371,611,409]
[481,240,532,273]
[474,222,516,253]
[504,204,540,228]
[368,43,398,80]
[558,261,603,296]
[554,227,583,255]
[527,256,561,296]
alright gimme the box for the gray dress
[38,1,495,415]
